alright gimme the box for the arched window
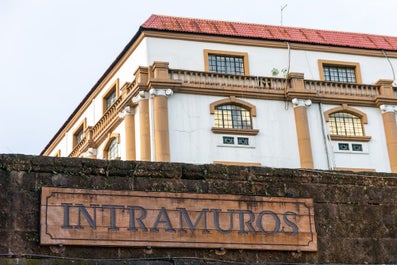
[324,104,371,141]
[210,96,259,135]
[214,104,251,129]
[328,112,363,136]
[103,134,120,160]
[107,138,118,160]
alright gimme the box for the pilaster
[292,98,314,169]
[133,92,151,161]
[380,104,397,173]
[150,88,173,162]
[120,106,136,161]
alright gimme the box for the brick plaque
[41,187,317,251]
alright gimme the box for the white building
[42,15,397,173]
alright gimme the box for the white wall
[168,94,301,168]
[146,37,397,84]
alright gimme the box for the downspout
[284,41,291,109]
[319,103,335,170]
[382,50,396,84]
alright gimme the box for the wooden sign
[41,187,317,251]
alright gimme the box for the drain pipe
[319,102,335,170]
[382,50,396,84]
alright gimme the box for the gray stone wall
[0,154,397,264]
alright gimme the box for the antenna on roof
[281,4,288,26]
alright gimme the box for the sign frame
[41,187,317,251]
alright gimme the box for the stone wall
[0,154,397,264]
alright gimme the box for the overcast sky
[1,0,397,155]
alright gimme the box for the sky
[1,0,397,155]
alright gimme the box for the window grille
[214,105,251,129]
[328,112,363,136]
[208,54,244,75]
[107,138,118,160]
[323,65,356,83]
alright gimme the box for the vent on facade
[237,137,249,145]
[352,144,363,152]
[223,136,234,145]
[338,143,350,151]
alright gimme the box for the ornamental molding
[132,91,149,104]
[149,88,173,97]
[380,104,397,113]
[292,98,312,108]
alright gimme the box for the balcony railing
[169,69,287,91]
[304,79,380,97]
[169,69,384,101]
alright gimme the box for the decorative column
[292,98,314,169]
[380,105,397,173]
[149,88,173,162]
[120,106,136,160]
[133,91,151,161]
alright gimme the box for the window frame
[324,104,371,142]
[103,133,120,160]
[72,118,87,147]
[318,59,362,84]
[204,49,249,75]
[210,96,259,135]
[102,79,120,113]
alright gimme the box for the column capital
[132,91,149,104]
[118,106,135,119]
[380,104,397,113]
[149,88,174,97]
[292,98,312,108]
[82,148,97,159]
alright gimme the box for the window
[328,112,363,137]
[318,60,362,83]
[204,50,249,75]
[105,90,116,110]
[208,55,244,75]
[106,138,118,160]
[102,79,119,113]
[210,96,259,135]
[323,66,356,83]
[215,104,251,129]
[103,134,120,160]
[75,129,84,144]
[324,104,371,142]
[72,118,87,147]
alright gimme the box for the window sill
[329,135,371,142]
[211,127,259,135]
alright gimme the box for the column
[121,106,136,160]
[150,88,173,162]
[380,105,397,173]
[133,92,151,161]
[292,98,314,169]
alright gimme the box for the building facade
[42,15,397,173]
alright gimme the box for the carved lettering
[177,208,209,234]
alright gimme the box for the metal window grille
[237,137,249,145]
[323,65,356,83]
[329,112,364,136]
[352,144,363,152]
[222,136,235,144]
[214,105,252,129]
[208,54,244,75]
[338,143,350,151]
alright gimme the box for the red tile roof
[142,14,397,51]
